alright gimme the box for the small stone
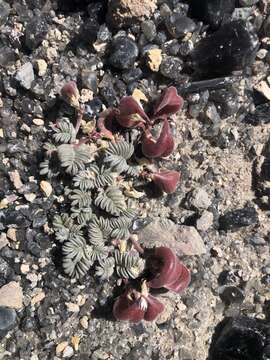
[188,188,212,210]
[0,128,3,137]
[15,62,35,90]
[0,282,23,309]
[0,307,16,334]
[109,36,139,70]
[160,56,183,80]
[219,206,258,231]
[62,346,74,358]
[141,20,156,41]
[0,198,8,209]
[132,88,148,103]
[31,292,45,306]
[20,264,30,274]
[249,234,266,246]
[0,233,8,250]
[165,14,196,38]
[264,15,270,37]
[146,48,162,72]
[24,17,49,50]
[35,59,47,77]
[107,0,157,28]
[177,226,206,256]
[0,1,10,26]
[56,342,68,355]
[32,118,44,126]
[8,170,23,190]
[7,228,17,242]
[80,316,89,329]
[80,89,94,103]
[24,193,36,202]
[196,211,214,231]
[254,81,270,100]
[219,285,245,305]
[65,302,80,313]
[71,336,80,351]
[40,180,53,197]
[81,70,98,93]
[191,20,259,77]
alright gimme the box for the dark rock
[141,20,156,42]
[249,234,266,246]
[131,217,152,233]
[165,14,196,38]
[189,0,235,29]
[0,0,10,26]
[209,88,240,118]
[81,70,98,93]
[108,36,139,70]
[191,20,259,78]
[162,39,180,56]
[24,17,49,50]
[219,286,245,305]
[122,68,143,84]
[160,56,183,80]
[0,307,16,337]
[154,31,167,45]
[245,103,270,126]
[219,206,258,231]
[264,15,270,37]
[0,46,18,68]
[209,316,268,360]
[97,24,112,43]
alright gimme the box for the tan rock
[33,118,45,126]
[107,0,157,28]
[31,291,45,305]
[71,336,80,351]
[0,233,8,250]
[24,193,36,202]
[132,88,148,103]
[20,264,30,274]
[0,281,23,309]
[7,228,17,242]
[0,198,8,209]
[9,170,23,190]
[0,128,3,138]
[79,316,89,329]
[65,302,80,313]
[80,89,94,103]
[40,180,53,197]
[36,59,47,76]
[56,341,68,355]
[147,48,162,72]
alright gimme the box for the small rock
[188,188,212,210]
[8,170,23,190]
[196,211,214,231]
[20,264,30,274]
[146,48,162,72]
[107,0,157,28]
[141,20,156,41]
[0,282,23,309]
[35,59,47,77]
[132,88,148,103]
[24,17,49,50]
[62,346,74,358]
[249,234,266,246]
[80,316,89,329]
[109,36,139,70]
[0,1,10,26]
[0,233,8,250]
[219,285,245,305]
[80,89,94,103]
[71,336,80,351]
[81,70,98,93]
[0,307,16,334]
[165,14,196,38]
[6,228,17,242]
[65,302,80,313]
[31,292,45,306]
[32,118,44,126]
[219,206,258,231]
[24,193,36,203]
[40,180,53,197]
[254,81,270,100]
[56,342,68,355]
[15,62,35,90]
[264,15,270,37]
[177,226,206,256]
[160,56,183,80]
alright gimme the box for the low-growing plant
[40,82,190,322]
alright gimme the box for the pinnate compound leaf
[94,186,126,216]
[57,144,91,175]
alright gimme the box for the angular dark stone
[122,68,143,84]
[209,88,240,118]
[160,56,183,80]
[219,206,258,231]
[165,14,196,38]
[109,36,139,70]
[0,1,10,26]
[219,286,245,305]
[209,316,268,360]
[191,20,259,78]
[189,0,235,29]
[141,20,157,42]
[0,307,16,337]
[244,103,270,126]
[24,17,49,50]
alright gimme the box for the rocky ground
[1,0,270,359]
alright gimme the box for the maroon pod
[154,86,184,118]
[148,247,191,294]
[116,96,149,128]
[141,118,174,158]
[152,170,180,194]
[113,287,164,323]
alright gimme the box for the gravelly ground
[1,0,270,359]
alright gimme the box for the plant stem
[129,235,144,254]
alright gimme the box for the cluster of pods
[113,247,190,322]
